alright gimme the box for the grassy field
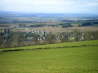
[0,40,98,73]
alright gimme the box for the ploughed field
[0,40,98,73]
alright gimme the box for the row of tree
[0,30,98,48]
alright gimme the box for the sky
[0,0,98,14]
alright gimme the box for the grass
[0,40,98,50]
[0,40,98,73]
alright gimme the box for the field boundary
[0,44,98,53]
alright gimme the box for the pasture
[0,40,98,73]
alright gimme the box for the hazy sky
[0,0,98,14]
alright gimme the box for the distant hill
[0,11,98,18]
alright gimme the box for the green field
[0,40,98,73]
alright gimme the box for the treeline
[0,30,98,48]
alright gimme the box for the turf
[0,40,98,73]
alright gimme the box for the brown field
[14,26,98,33]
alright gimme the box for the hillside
[0,40,98,73]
